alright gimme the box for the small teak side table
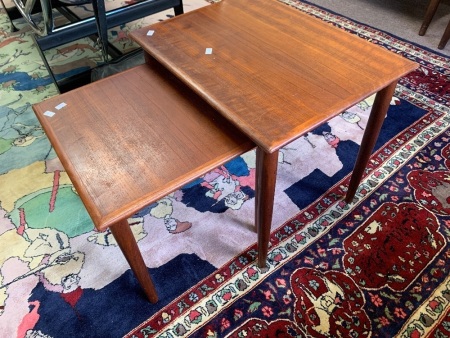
[32,64,254,302]
[130,0,418,267]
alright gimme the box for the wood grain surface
[33,64,253,231]
[131,0,418,153]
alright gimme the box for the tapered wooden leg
[345,81,398,203]
[438,19,450,49]
[109,219,158,303]
[419,0,441,36]
[255,147,279,268]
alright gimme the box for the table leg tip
[257,259,267,269]
[147,294,159,303]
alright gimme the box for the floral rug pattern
[0,0,448,337]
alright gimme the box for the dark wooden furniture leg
[109,219,158,303]
[345,81,398,203]
[419,0,441,35]
[438,19,450,49]
[255,147,279,268]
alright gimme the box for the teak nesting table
[33,63,254,302]
[33,0,417,302]
[131,0,417,266]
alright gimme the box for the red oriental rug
[0,1,449,337]
[126,1,450,337]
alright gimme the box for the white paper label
[55,102,67,110]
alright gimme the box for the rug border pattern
[126,89,450,337]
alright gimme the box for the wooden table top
[33,64,253,230]
[131,0,417,153]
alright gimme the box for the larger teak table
[131,0,418,267]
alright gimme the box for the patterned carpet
[0,0,449,337]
